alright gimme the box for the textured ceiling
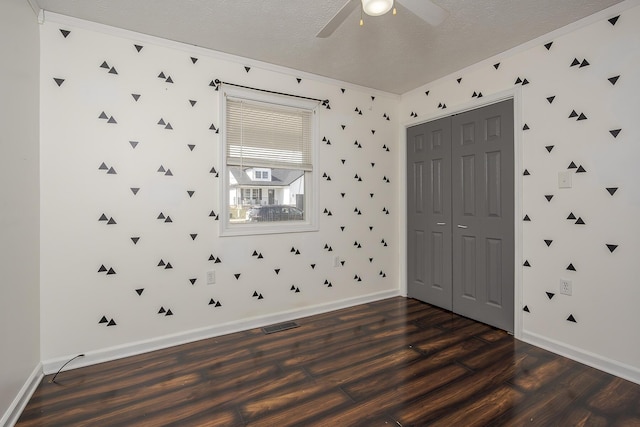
[34,0,623,94]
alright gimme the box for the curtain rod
[213,79,331,109]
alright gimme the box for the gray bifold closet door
[407,99,514,332]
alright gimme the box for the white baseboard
[0,363,43,427]
[42,289,400,375]
[521,331,640,385]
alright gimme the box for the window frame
[219,86,319,237]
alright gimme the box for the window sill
[219,221,319,237]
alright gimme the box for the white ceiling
[33,0,623,94]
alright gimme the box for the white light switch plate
[206,270,215,285]
[558,171,572,188]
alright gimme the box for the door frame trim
[399,87,523,339]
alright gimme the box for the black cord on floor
[50,354,85,384]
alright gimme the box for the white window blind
[226,97,313,171]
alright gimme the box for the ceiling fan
[317,0,448,38]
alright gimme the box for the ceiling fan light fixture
[362,0,394,16]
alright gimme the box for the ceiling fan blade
[398,0,449,26]
[316,0,360,38]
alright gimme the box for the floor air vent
[262,321,299,334]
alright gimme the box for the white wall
[39,15,400,366]
[402,2,640,381]
[0,0,41,424]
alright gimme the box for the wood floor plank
[429,385,524,427]
[240,380,339,421]
[305,325,443,377]
[414,322,493,355]
[101,369,310,426]
[496,366,608,425]
[587,376,640,415]
[317,363,470,425]
[17,297,640,427]
[245,391,350,426]
[311,347,422,386]
[392,349,531,425]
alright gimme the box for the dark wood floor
[18,297,640,426]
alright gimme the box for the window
[251,168,271,181]
[220,86,318,236]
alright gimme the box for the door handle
[436,222,446,226]
[457,224,468,229]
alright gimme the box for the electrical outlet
[206,270,215,285]
[560,279,572,296]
